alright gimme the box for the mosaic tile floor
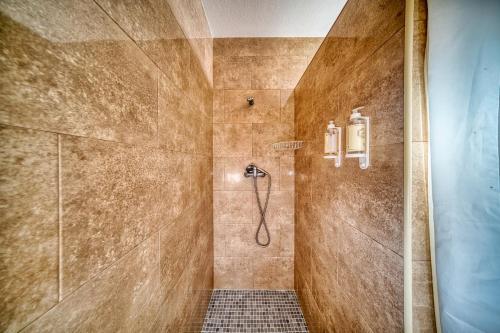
[201,289,308,333]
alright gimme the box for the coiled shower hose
[253,172,271,247]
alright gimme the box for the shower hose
[253,172,272,247]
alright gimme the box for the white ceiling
[201,0,347,38]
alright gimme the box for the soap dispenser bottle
[345,106,370,169]
[346,107,366,155]
[324,120,342,167]
[324,121,338,156]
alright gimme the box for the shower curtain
[427,0,500,332]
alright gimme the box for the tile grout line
[57,134,63,302]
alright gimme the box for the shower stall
[5,0,497,332]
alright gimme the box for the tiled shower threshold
[201,289,308,333]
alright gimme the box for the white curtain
[427,0,500,331]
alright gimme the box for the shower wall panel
[0,0,213,332]
[294,0,405,331]
[212,38,322,289]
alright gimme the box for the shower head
[244,164,268,178]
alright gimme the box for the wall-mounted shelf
[272,141,304,151]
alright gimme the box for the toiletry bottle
[324,120,338,158]
[346,107,366,155]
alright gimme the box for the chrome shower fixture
[247,96,254,106]
[244,164,267,178]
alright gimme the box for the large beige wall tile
[96,0,190,91]
[214,257,253,289]
[24,235,160,333]
[0,1,158,145]
[339,223,403,332]
[60,136,190,296]
[310,0,404,90]
[412,142,430,261]
[280,90,295,124]
[0,126,58,333]
[166,0,213,84]
[253,191,294,227]
[279,156,295,191]
[334,29,404,147]
[213,90,225,123]
[326,144,404,255]
[294,0,405,330]
[222,156,279,191]
[158,73,196,153]
[224,90,280,124]
[213,123,252,157]
[252,123,294,156]
[279,56,309,89]
[214,38,323,58]
[251,56,280,89]
[413,261,436,333]
[253,257,293,289]
[214,191,252,224]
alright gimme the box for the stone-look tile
[213,124,252,157]
[160,212,196,299]
[166,0,213,84]
[334,29,404,147]
[214,37,323,58]
[224,90,280,123]
[329,144,404,255]
[158,73,196,153]
[253,257,294,289]
[213,38,304,291]
[188,51,213,117]
[412,142,431,261]
[224,224,280,258]
[252,123,294,157]
[339,223,403,332]
[280,56,309,89]
[251,56,280,89]
[0,126,58,333]
[413,261,436,333]
[213,158,224,191]
[213,90,225,123]
[251,56,308,89]
[96,0,190,91]
[214,56,252,89]
[279,224,294,257]
[412,20,428,142]
[214,257,253,289]
[280,90,295,124]
[280,156,295,191]
[296,285,324,333]
[214,223,225,257]
[313,0,404,90]
[253,191,294,227]
[60,136,190,296]
[0,1,158,145]
[294,0,405,329]
[414,0,428,22]
[222,156,279,191]
[25,235,161,333]
[213,191,252,224]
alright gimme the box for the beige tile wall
[294,0,406,331]
[411,0,436,331]
[212,38,322,289]
[0,0,213,332]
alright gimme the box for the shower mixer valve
[244,164,266,178]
